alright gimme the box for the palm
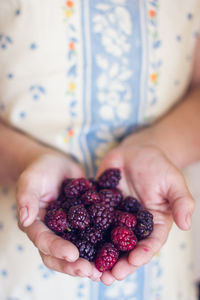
[17,154,101,280]
[97,145,193,284]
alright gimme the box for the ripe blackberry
[112,210,137,229]
[97,168,121,189]
[99,188,123,208]
[68,205,90,230]
[111,226,137,251]
[64,178,90,198]
[80,227,103,245]
[45,209,70,233]
[134,210,154,240]
[75,240,96,262]
[88,203,113,231]
[59,231,78,244]
[46,200,62,212]
[88,178,99,190]
[61,197,82,211]
[119,196,142,214]
[95,243,119,272]
[60,178,72,192]
[81,190,100,205]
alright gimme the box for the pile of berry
[44,168,154,272]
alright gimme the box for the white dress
[0,0,200,299]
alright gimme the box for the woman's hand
[16,153,102,281]
[96,133,195,285]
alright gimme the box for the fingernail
[186,213,192,229]
[19,207,28,225]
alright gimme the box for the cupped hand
[16,153,101,281]
[96,141,195,285]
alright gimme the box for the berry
[59,231,78,244]
[46,200,62,212]
[134,210,153,240]
[97,168,121,189]
[75,240,96,262]
[61,197,82,211]
[80,227,103,245]
[88,178,99,190]
[81,190,100,205]
[111,226,137,251]
[45,209,70,233]
[119,196,142,214]
[88,203,113,230]
[64,178,90,198]
[112,210,137,229]
[95,243,119,272]
[68,205,90,230]
[61,178,72,192]
[99,188,123,208]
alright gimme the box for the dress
[0,0,200,299]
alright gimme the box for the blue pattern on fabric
[80,0,143,176]
[0,34,13,50]
[78,1,148,299]
[38,264,55,279]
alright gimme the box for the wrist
[121,126,181,168]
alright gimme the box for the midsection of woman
[0,1,199,299]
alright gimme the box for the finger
[96,149,136,197]
[16,173,42,227]
[128,211,172,267]
[40,252,93,277]
[100,270,116,285]
[110,255,138,281]
[167,171,195,230]
[89,263,102,282]
[22,220,79,262]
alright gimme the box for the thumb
[168,171,195,231]
[16,172,42,227]
[96,149,124,178]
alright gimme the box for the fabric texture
[0,0,200,299]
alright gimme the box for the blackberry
[99,188,123,208]
[61,197,82,211]
[64,178,90,198]
[75,240,96,262]
[68,205,90,230]
[88,178,99,191]
[111,226,137,251]
[59,231,78,244]
[45,209,71,233]
[134,210,154,240]
[119,196,142,214]
[88,203,113,231]
[46,200,62,212]
[112,210,137,229]
[81,190,100,205]
[97,168,121,189]
[95,243,119,272]
[80,227,103,245]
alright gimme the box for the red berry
[79,227,103,244]
[97,168,121,189]
[112,210,137,229]
[95,243,119,272]
[111,226,137,251]
[45,209,70,233]
[81,190,100,205]
[64,178,90,198]
[88,203,113,230]
[68,205,90,230]
[99,188,123,208]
